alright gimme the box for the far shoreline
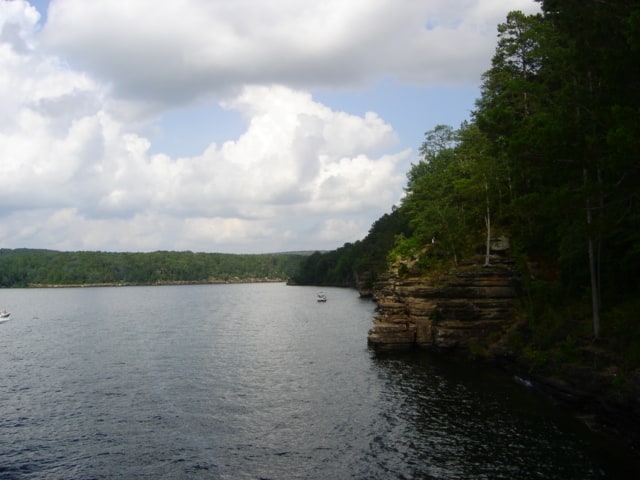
[22,278,288,289]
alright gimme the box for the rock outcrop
[366,247,640,456]
[367,255,521,352]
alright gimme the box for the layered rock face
[367,256,521,351]
[367,248,640,455]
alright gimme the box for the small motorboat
[317,293,327,302]
[0,310,10,322]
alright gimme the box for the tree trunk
[484,180,491,267]
[484,207,491,266]
[585,167,601,339]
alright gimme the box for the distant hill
[0,248,307,287]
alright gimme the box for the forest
[293,1,640,366]
[0,248,305,287]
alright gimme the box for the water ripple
[0,284,635,479]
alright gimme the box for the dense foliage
[290,207,410,288]
[294,1,640,358]
[0,249,305,287]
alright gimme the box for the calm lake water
[0,283,637,479]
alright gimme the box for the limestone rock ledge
[367,256,521,352]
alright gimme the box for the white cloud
[0,0,540,253]
[316,218,366,244]
[0,2,408,251]
[39,0,540,115]
[0,0,39,50]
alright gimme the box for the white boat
[317,293,327,302]
[0,310,10,322]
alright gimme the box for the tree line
[0,248,306,287]
[293,1,640,361]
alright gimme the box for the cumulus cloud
[0,2,409,252]
[39,0,540,114]
[0,0,539,253]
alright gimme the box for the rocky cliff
[367,254,521,352]
[366,249,640,456]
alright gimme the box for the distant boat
[317,293,327,302]
[0,310,10,322]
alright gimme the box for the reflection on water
[0,284,636,479]
[369,351,624,479]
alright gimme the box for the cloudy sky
[1,0,539,253]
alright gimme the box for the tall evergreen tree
[535,0,640,337]
[475,2,640,338]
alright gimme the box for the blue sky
[0,0,539,253]
[148,80,479,159]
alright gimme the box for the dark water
[0,284,636,479]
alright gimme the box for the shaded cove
[0,284,636,479]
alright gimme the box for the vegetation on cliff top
[293,1,640,371]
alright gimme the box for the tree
[398,123,500,268]
[475,3,640,339]
[401,125,469,264]
[535,0,640,338]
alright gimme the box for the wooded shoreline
[0,248,306,288]
[22,278,288,288]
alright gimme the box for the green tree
[401,125,471,264]
[535,0,640,338]
[475,3,640,338]
[398,123,501,268]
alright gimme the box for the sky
[0,0,540,254]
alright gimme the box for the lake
[0,283,637,479]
